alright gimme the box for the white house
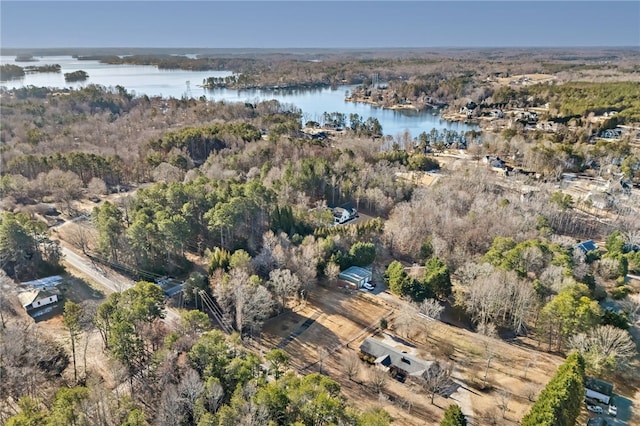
[332,206,357,225]
[18,288,60,311]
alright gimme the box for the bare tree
[368,367,388,394]
[523,353,538,380]
[395,305,417,338]
[68,222,94,255]
[416,298,444,339]
[482,339,497,388]
[524,384,540,402]
[496,389,511,419]
[620,294,640,326]
[421,361,452,404]
[569,325,637,373]
[87,177,107,197]
[343,352,361,381]
[318,347,329,374]
[267,268,301,313]
[324,262,340,286]
[418,298,444,320]
[214,269,274,334]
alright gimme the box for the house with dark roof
[585,377,614,404]
[576,240,598,254]
[359,338,432,381]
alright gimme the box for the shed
[338,266,372,289]
[585,377,614,404]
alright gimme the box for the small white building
[18,288,60,311]
[332,206,357,225]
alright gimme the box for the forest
[1,49,640,425]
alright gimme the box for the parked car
[608,404,617,417]
[363,282,375,291]
[587,405,603,414]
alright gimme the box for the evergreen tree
[521,352,585,426]
[440,404,467,426]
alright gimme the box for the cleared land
[259,284,565,425]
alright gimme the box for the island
[64,70,89,83]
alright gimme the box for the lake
[1,55,477,137]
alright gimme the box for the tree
[417,298,444,338]
[368,367,387,394]
[0,212,60,280]
[63,301,83,383]
[440,404,467,426]
[180,310,211,337]
[268,268,301,313]
[214,269,274,334]
[324,262,340,285]
[521,352,585,426]
[481,338,496,388]
[266,349,289,379]
[93,201,124,262]
[343,353,361,381]
[6,396,46,426]
[569,325,636,374]
[496,389,511,419]
[183,272,209,305]
[349,242,376,267]
[357,407,392,426]
[384,261,413,297]
[421,361,452,404]
[538,283,601,351]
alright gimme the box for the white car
[587,405,603,414]
[608,404,617,417]
[363,282,375,291]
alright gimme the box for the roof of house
[17,288,60,307]
[577,240,598,253]
[585,377,614,396]
[359,338,431,376]
[20,275,63,289]
[339,266,372,284]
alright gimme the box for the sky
[1,1,639,49]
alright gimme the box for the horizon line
[2,45,640,50]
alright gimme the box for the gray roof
[339,266,372,284]
[585,377,613,396]
[359,338,431,376]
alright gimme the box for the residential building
[18,288,60,311]
[359,338,432,381]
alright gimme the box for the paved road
[61,246,134,293]
[61,245,180,327]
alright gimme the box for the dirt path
[449,374,475,425]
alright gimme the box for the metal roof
[338,266,372,284]
[359,338,431,376]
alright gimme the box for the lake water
[1,55,477,137]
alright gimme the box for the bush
[611,285,632,300]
